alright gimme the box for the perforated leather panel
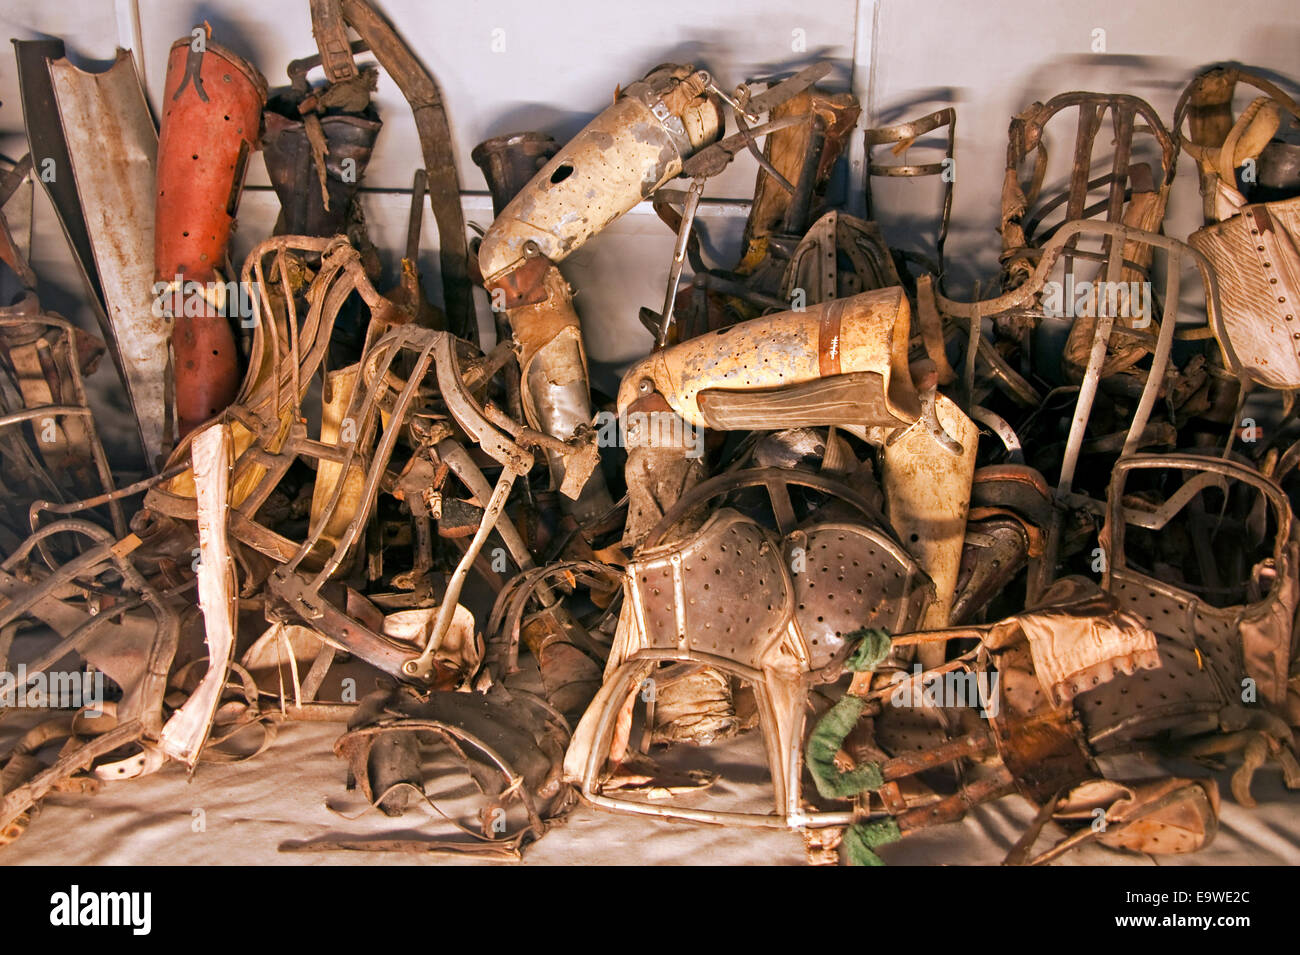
[1074,639,1223,750]
[789,523,931,670]
[630,510,792,668]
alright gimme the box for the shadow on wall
[187,1,298,89]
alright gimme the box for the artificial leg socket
[155,33,267,282]
[263,103,381,237]
[478,64,721,280]
[155,31,267,437]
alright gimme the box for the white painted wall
[1,0,1297,458]
[867,0,1299,295]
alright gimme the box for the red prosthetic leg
[154,29,267,437]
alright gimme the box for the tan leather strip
[916,274,958,385]
[818,298,845,377]
[310,0,359,83]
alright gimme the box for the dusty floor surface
[3,715,1297,866]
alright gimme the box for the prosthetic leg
[478,65,722,524]
[154,28,267,438]
[616,287,975,612]
[609,287,974,740]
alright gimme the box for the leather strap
[337,0,475,343]
[310,0,359,83]
[174,39,209,102]
[916,274,958,385]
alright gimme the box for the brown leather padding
[697,371,908,431]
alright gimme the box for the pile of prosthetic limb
[1,3,1298,865]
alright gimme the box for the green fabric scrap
[843,818,902,866]
[844,628,892,672]
[807,694,883,799]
